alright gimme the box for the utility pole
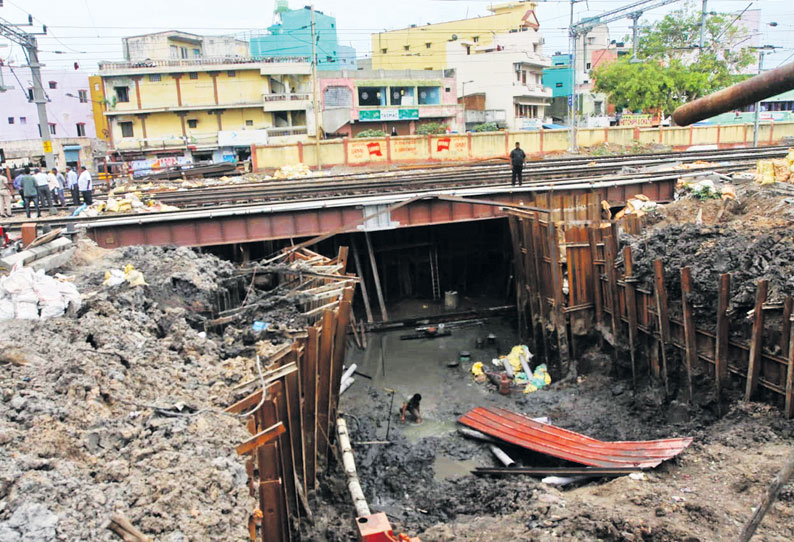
[752,46,776,147]
[568,0,577,152]
[310,5,322,170]
[630,12,642,62]
[0,14,55,169]
[698,0,708,50]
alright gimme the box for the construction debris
[0,266,80,320]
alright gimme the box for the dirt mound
[0,244,263,541]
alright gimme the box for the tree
[593,9,755,117]
[416,122,447,135]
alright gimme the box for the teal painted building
[249,5,356,71]
[542,54,573,98]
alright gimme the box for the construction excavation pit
[2,155,794,542]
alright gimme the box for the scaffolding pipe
[672,62,794,126]
[336,418,371,517]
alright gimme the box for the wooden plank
[335,246,349,274]
[587,227,603,327]
[302,326,319,490]
[350,236,374,323]
[508,216,528,343]
[680,267,697,402]
[653,260,671,395]
[236,422,285,456]
[715,273,731,399]
[547,222,570,377]
[256,405,287,542]
[316,309,336,460]
[623,246,638,391]
[364,231,388,322]
[328,287,354,437]
[745,280,769,401]
[786,317,794,419]
[781,297,793,385]
[285,352,305,497]
[271,386,297,527]
[603,229,621,343]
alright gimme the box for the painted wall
[250,6,356,70]
[371,1,539,71]
[0,67,96,142]
[252,121,794,171]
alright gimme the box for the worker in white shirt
[77,166,93,205]
[34,168,54,214]
[65,166,79,206]
[0,171,11,217]
[48,168,66,207]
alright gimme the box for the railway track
[2,145,781,227]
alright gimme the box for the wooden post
[271,386,297,525]
[335,246,349,274]
[508,216,527,342]
[786,318,794,419]
[680,267,697,402]
[715,273,731,400]
[302,326,319,489]
[653,260,671,396]
[257,402,288,542]
[316,309,336,460]
[350,237,374,323]
[521,217,541,353]
[328,287,354,438]
[529,215,549,359]
[738,452,794,542]
[588,227,603,328]
[780,296,793,385]
[364,231,388,322]
[623,246,638,392]
[745,280,769,401]
[548,222,571,377]
[604,230,621,344]
[285,347,305,495]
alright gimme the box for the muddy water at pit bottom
[432,455,478,481]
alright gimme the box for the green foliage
[416,122,447,135]
[355,129,386,138]
[593,9,755,117]
[473,122,499,132]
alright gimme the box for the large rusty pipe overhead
[672,62,794,126]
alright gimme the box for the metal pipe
[672,62,794,126]
[340,376,355,395]
[489,445,517,468]
[336,418,371,517]
[341,363,357,383]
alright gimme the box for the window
[425,42,432,49]
[324,86,353,108]
[586,62,591,70]
[149,74,161,82]
[76,123,86,137]
[473,36,479,43]
[188,72,198,80]
[115,86,129,102]
[403,45,410,51]
[78,89,88,103]
[418,86,440,105]
[170,45,179,59]
[27,88,33,101]
[7,117,13,124]
[187,119,198,129]
[390,86,415,106]
[19,117,26,125]
[120,121,134,137]
[381,48,387,54]
[193,48,201,57]
[48,81,57,89]
[49,123,56,135]
[556,82,563,88]
[533,43,539,53]
[245,120,253,127]
[180,47,188,59]
[358,86,386,107]
[227,70,236,77]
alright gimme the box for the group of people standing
[0,165,93,219]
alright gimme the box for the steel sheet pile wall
[225,247,356,542]
[507,210,794,417]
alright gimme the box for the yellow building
[91,57,312,168]
[371,1,538,71]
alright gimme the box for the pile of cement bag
[0,267,81,320]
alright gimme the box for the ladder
[429,246,441,300]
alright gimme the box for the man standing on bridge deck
[510,142,526,187]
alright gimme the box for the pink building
[320,69,462,137]
[0,66,97,168]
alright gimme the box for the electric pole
[752,46,776,147]
[699,0,708,50]
[568,0,577,152]
[310,5,322,170]
[0,14,55,169]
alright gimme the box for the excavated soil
[0,241,302,541]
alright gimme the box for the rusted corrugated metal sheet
[459,407,692,469]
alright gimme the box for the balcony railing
[263,93,312,103]
[99,56,309,71]
[268,126,308,138]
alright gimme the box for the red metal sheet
[459,407,692,469]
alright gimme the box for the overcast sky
[1,0,791,72]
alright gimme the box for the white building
[450,25,552,131]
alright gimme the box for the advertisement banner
[218,129,269,147]
[359,108,419,122]
[620,114,653,127]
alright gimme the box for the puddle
[401,419,458,442]
[432,455,477,481]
